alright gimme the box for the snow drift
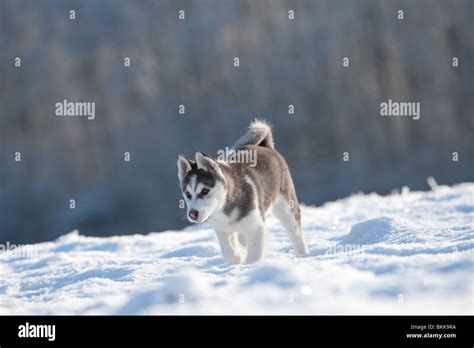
[0,183,472,315]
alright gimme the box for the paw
[244,254,264,264]
[223,251,246,265]
[294,243,310,256]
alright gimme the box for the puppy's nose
[189,209,199,221]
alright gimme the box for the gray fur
[220,145,298,222]
[232,119,274,150]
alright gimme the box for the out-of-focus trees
[1,0,472,243]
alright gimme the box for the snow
[0,183,472,315]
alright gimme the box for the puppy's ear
[195,151,219,173]
[177,155,192,180]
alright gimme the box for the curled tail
[232,119,274,150]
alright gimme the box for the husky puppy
[177,120,309,264]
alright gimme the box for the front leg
[215,230,246,265]
[244,223,266,264]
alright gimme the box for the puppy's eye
[201,188,209,196]
[185,191,192,199]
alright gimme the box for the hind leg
[273,195,309,255]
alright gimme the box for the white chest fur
[208,207,263,234]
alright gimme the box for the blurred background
[0,0,473,243]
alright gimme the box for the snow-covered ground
[1,182,472,315]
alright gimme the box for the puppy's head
[177,152,226,223]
